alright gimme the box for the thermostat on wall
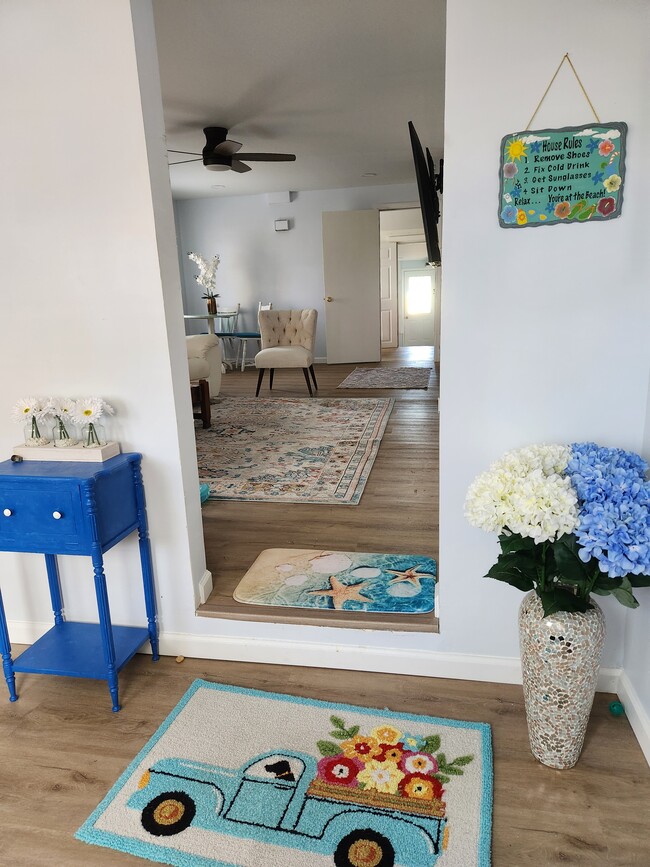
[274,219,290,232]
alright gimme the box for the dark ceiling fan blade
[236,153,296,162]
[213,139,242,156]
[169,158,203,165]
[230,160,252,173]
[168,150,202,156]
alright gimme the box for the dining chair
[234,302,273,372]
[255,309,318,396]
[215,303,240,368]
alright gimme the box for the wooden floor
[199,346,439,632]
[1,654,648,865]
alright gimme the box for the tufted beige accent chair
[255,309,318,396]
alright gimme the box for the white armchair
[255,309,318,396]
[186,334,222,396]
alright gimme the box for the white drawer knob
[52,511,63,520]
[3,508,12,517]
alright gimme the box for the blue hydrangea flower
[567,443,650,578]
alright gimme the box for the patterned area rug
[196,397,394,504]
[234,549,436,614]
[77,680,493,867]
[338,367,432,389]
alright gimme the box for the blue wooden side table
[0,453,159,712]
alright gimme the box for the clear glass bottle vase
[81,421,106,448]
[23,417,51,446]
[52,416,79,447]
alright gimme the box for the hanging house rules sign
[499,122,627,228]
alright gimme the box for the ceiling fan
[168,126,296,173]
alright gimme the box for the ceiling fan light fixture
[205,163,230,172]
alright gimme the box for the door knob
[324,296,333,302]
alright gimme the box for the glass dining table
[183,312,238,336]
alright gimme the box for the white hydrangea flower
[465,444,578,543]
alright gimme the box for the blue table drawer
[0,486,82,550]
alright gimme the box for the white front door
[322,209,381,364]
[402,268,436,346]
[380,242,398,348]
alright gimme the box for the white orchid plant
[11,396,115,448]
[188,251,220,300]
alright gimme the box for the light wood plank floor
[199,347,439,632]
[1,654,648,865]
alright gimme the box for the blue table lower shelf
[13,621,150,679]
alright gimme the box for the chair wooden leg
[256,368,265,396]
[302,367,313,397]
[309,364,318,390]
[269,369,275,390]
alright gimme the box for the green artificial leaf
[434,774,450,785]
[486,560,534,592]
[552,535,592,586]
[610,577,639,608]
[442,766,463,775]
[537,587,589,617]
[330,716,346,729]
[436,752,447,768]
[317,740,343,757]
[450,755,474,766]
[498,533,535,555]
[346,725,360,738]
[330,731,346,739]
[423,735,441,753]
[628,574,650,588]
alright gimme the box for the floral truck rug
[233,549,437,615]
[337,367,433,389]
[76,680,492,867]
[196,397,394,504]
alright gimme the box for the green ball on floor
[609,700,625,717]
[199,483,210,504]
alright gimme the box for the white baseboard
[197,570,213,605]
[6,619,620,692]
[617,670,650,765]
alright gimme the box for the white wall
[175,185,418,358]
[441,0,650,671]
[0,0,205,635]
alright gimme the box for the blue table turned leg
[132,458,159,661]
[44,554,64,626]
[0,588,18,702]
[91,550,121,712]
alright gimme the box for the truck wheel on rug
[141,791,196,836]
[334,829,395,867]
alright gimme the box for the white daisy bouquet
[72,397,115,447]
[11,397,53,445]
[188,251,220,300]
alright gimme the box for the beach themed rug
[196,397,394,504]
[233,549,437,615]
[338,367,432,389]
[76,680,492,867]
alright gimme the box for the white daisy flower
[11,396,51,423]
[72,397,114,426]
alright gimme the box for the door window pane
[406,275,433,315]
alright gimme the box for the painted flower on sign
[603,174,622,193]
[503,162,518,178]
[501,205,518,224]
[554,201,571,219]
[598,139,615,156]
[516,209,527,225]
[597,197,616,217]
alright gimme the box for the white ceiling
[152,0,446,199]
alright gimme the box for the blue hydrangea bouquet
[465,443,650,615]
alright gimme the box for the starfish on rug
[386,564,434,587]
[307,576,372,610]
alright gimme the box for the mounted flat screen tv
[408,121,441,266]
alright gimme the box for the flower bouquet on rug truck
[465,442,650,769]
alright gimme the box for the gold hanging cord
[526,53,601,130]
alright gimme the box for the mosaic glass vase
[518,591,605,769]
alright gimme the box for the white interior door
[322,209,381,364]
[380,242,398,348]
[402,268,436,346]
